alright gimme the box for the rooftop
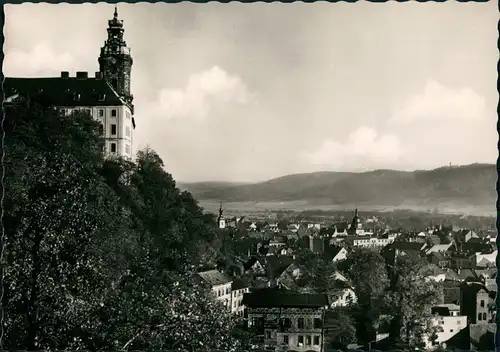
[243,287,329,308]
[197,269,232,286]
[4,74,127,108]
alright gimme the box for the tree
[324,308,357,350]
[340,248,389,344]
[385,254,444,349]
[3,99,122,349]
[3,97,236,351]
[97,272,235,351]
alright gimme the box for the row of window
[275,334,320,347]
[63,107,132,120]
[217,287,231,297]
[279,317,323,329]
[98,124,131,138]
[103,142,131,155]
[233,288,249,297]
[478,312,488,321]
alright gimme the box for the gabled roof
[243,287,329,308]
[232,278,249,291]
[390,241,425,251]
[197,269,232,286]
[4,76,126,108]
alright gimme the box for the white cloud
[390,80,488,124]
[303,126,403,169]
[3,43,75,77]
[153,66,249,120]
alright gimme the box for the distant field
[198,199,496,217]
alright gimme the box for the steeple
[98,6,133,108]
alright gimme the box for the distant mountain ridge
[178,164,497,209]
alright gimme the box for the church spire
[114,5,118,19]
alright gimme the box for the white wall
[425,315,467,349]
[64,105,133,158]
[212,282,233,311]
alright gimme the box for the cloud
[389,80,487,124]
[303,126,403,169]
[3,43,75,77]
[153,66,249,120]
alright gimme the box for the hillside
[179,164,497,211]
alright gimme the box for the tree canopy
[3,98,234,351]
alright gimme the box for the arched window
[478,313,482,321]
[483,312,487,321]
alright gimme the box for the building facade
[3,7,135,158]
[197,269,233,312]
[243,288,329,352]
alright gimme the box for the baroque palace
[4,7,135,158]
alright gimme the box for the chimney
[61,71,69,79]
[76,71,88,79]
[95,72,103,79]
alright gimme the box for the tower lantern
[98,6,134,110]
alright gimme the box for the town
[2,3,497,352]
[192,204,497,351]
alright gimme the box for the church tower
[98,6,133,110]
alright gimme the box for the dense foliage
[3,98,234,351]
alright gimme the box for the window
[305,336,311,346]
[111,124,117,136]
[73,93,80,101]
[226,287,230,295]
[99,124,104,136]
[110,143,117,153]
[233,292,236,297]
[98,93,106,101]
[281,318,292,329]
[297,318,305,329]
[125,144,130,155]
[98,109,104,117]
[483,313,487,321]
[297,336,304,346]
[313,336,320,346]
[111,109,117,117]
[313,318,322,329]
[265,331,271,339]
[283,335,289,345]
[126,126,131,137]
[480,300,485,308]
[478,313,482,321]
[450,329,453,333]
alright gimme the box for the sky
[4,2,498,183]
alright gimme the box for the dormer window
[98,93,106,101]
[73,93,81,101]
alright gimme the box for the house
[449,254,475,270]
[471,250,497,268]
[197,269,233,311]
[231,278,250,317]
[425,306,468,349]
[443,323,496,351]
[4,9,136,158]
[329,281,357,308]
[421,264,446,282]
[322,245,347,263]
[460,281,496,324]
[309,236,325,254]
[243,288,329,352]
[425,243,453,255]
[427,252,449,268]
